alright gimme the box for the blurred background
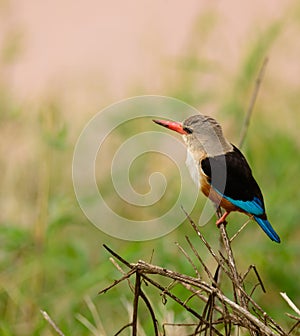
[1,0,300,334]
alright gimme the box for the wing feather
[201,145,265,216]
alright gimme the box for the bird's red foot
[216,211,230,227]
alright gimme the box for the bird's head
[153,114,232,156]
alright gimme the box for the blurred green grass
[1,6,300,336]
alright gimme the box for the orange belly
[200,171,239,213]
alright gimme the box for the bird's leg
[215,206,223,219]
[216,211,230,226]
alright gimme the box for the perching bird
[153,114,280,243]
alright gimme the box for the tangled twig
[99,212,295,335]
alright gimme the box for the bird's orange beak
[153,119,188,135]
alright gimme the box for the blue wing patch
[215,189,264,216]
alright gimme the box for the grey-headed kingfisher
[153,114,280,243]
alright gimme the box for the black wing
[201,145,265,215]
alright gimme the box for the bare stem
[239,57,269,148]
[100,213,288,336]
[40,310,65,336]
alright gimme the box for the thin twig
[109,257,135,292]
[142,273,225,335]
[114,322,132,336]
[286,313,300,321]
[132,273,140,336]
[109,257,126,275]
[139,289,159,336]
[280,292,300,316]
[218,223,241,305]
[98,268,136,295]
[182,212,285,335]
[180,281,236,321]
[140,273,206,321]
[175,241,201,278]
[230,219,251,242]
[239,57,269,148]
[242,264,266,294]
[103,244,132,268]
[181,206,220,264]
[287,321,300,335]
[40,310,65,336]
[135,260,278,336]
[162,322,198,336]
[185,236,215,285]
[219,223,257,335]
[101,233,287,336]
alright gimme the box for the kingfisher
[153,114,280,243]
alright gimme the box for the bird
[153,114,280,243]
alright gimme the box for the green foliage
[1,5,300,335]
[221,21,283,121]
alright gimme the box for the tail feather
[254,216,280,243]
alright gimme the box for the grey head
[182,115,233,157]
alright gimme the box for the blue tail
[254,216,281,243]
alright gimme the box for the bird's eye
[183,126,193,134]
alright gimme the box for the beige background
[2,1,298,102]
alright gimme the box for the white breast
[185,149,200,188]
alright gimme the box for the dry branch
[100,211,293,336]
[239,57,269,148]
[40,310,65,336]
